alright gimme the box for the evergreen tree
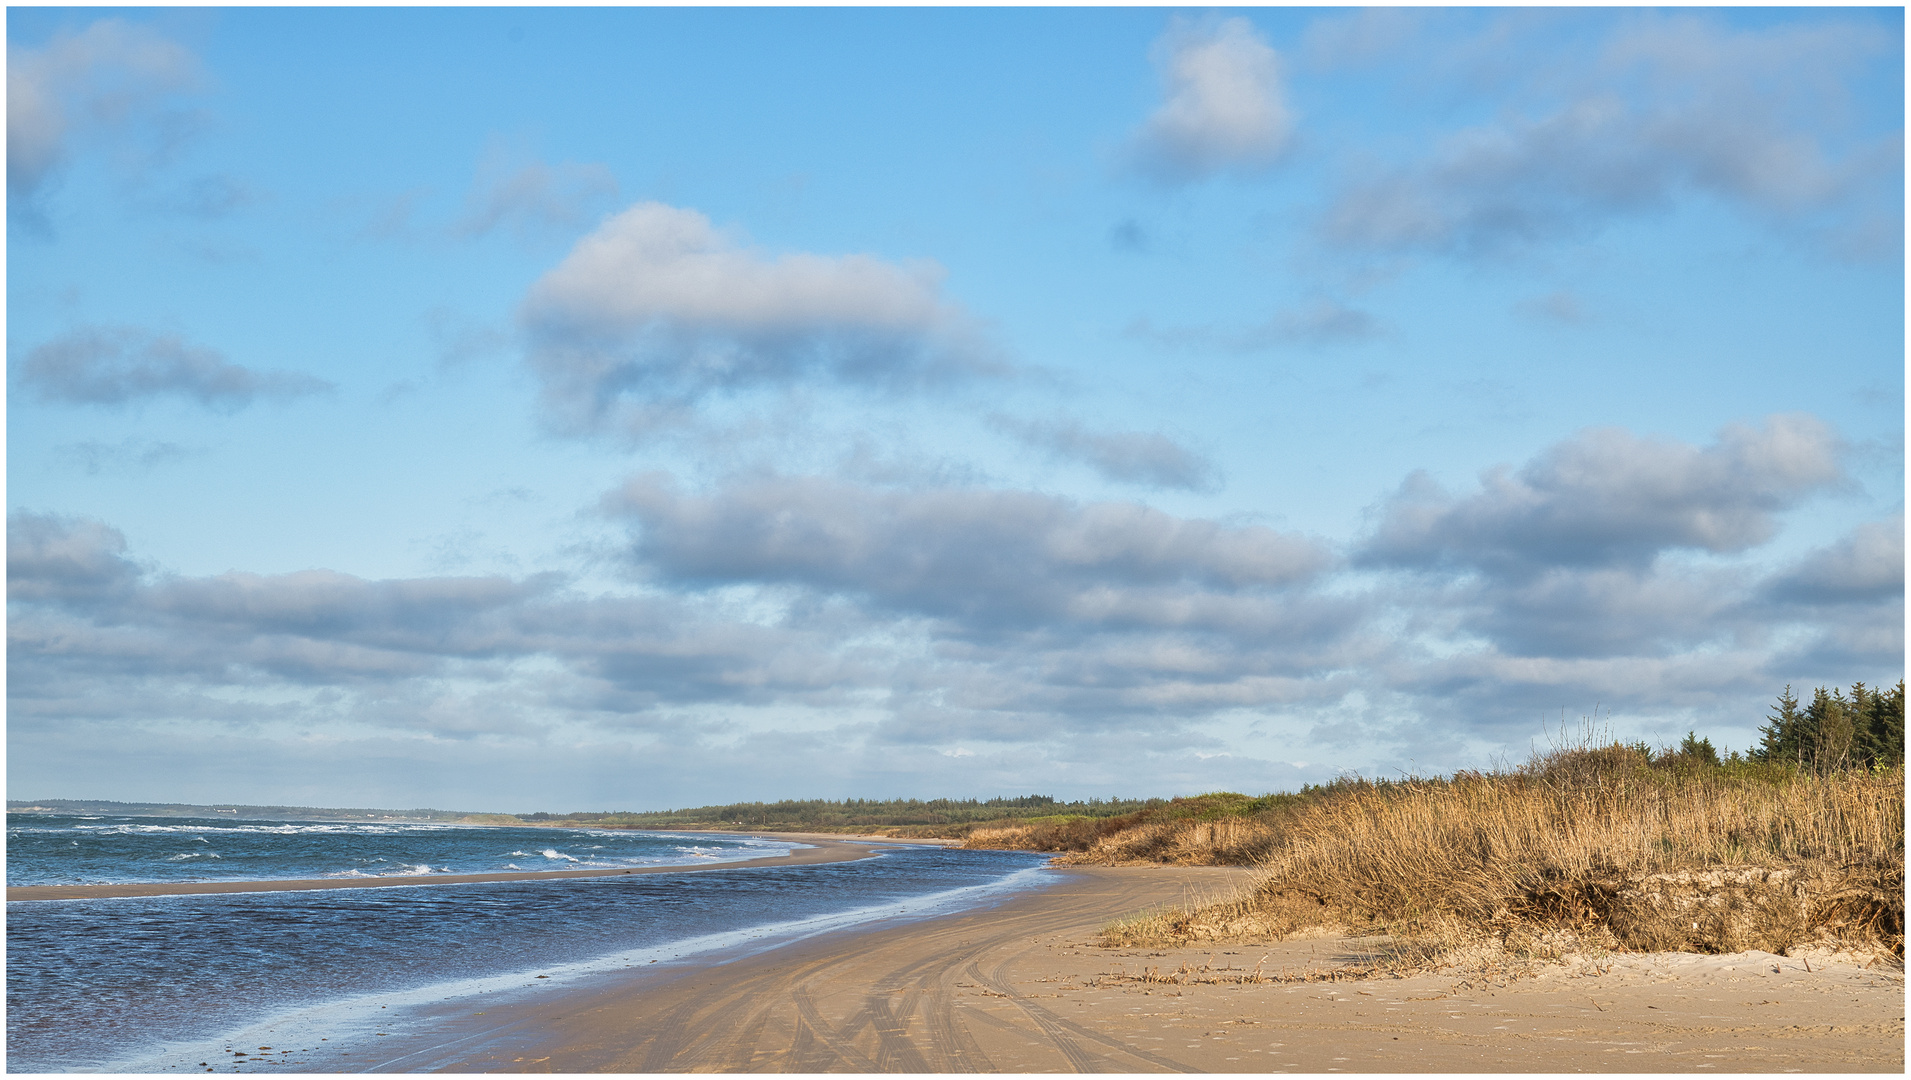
[1673,731,1719,766]
[1754,680,1903,770]
[1754,685,1803,763]
[1803,686,1854,771]
[1854,680,1905,768]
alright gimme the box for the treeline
[966,680,1907,863]
[1753,681,1904,772]
[520,794,1167,831]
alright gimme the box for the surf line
[5,835,880,901]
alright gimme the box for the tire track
[790,986,881,1072]
[969,957,1200,1073]
[422,866,1256,1073]
[964,959,1101,1072]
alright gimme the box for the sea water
[5,812,793,885]
[5,813,1053,1072]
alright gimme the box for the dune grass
[1088,746,1903,965]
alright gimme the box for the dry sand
[4,835,882,902]
[362,865,1904,1073]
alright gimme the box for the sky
[6,6,1904,813]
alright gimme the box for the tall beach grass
[1076,745,1903,962]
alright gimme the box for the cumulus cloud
[608,473,1334,632]
[992,415,1220,492]
[8,19,203,203]
[1765,511,1905,606]
[1339,415,1895,742]
[7,511,144,605]
[19,326,333,409]
[8,416,1900,804]
[520,201,995,434]
[1124,16,1294,184]
[6,506,1362,772]
[1321,14,1900,257]
[5,511,855,712]
[1361,414,1845,573]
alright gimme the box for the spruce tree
[1804,686,1853,771]
[1754,685,1803,763]
[1857,680,1905,768]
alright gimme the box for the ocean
[5,812,1053,1073]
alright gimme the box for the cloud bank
[11,414,1894,804]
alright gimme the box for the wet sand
[392,865,1903,1073]
[5,835,883,902]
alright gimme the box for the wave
[55,821,463,837]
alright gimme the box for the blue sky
[8,7,1903,812]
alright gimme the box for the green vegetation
[516,794,1166,835]
[1754,681,1904,772]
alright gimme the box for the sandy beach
[4,834,885,902]
[365,864,1904,1073]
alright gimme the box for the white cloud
[992,415,1220,492]
[19,326,333,409]
[520,202,995,434]
[8,403,1900,805]
[1766,511,1905,605]
[7,19,203,201]
[1124,17,1294,184]
[1320,13,1900,257]
[608,473,1334,631]
[1361,414,1845,573]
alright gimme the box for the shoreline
[376,864,1902,1073]
[5,833,898,902]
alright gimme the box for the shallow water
[6,814,1051,1073]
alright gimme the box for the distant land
[5,794,1164,836]
[6,798,510,824]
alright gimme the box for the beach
[374,865,1903,1073]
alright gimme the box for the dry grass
[968,815,1280,865]
[1100,750,1903,969]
